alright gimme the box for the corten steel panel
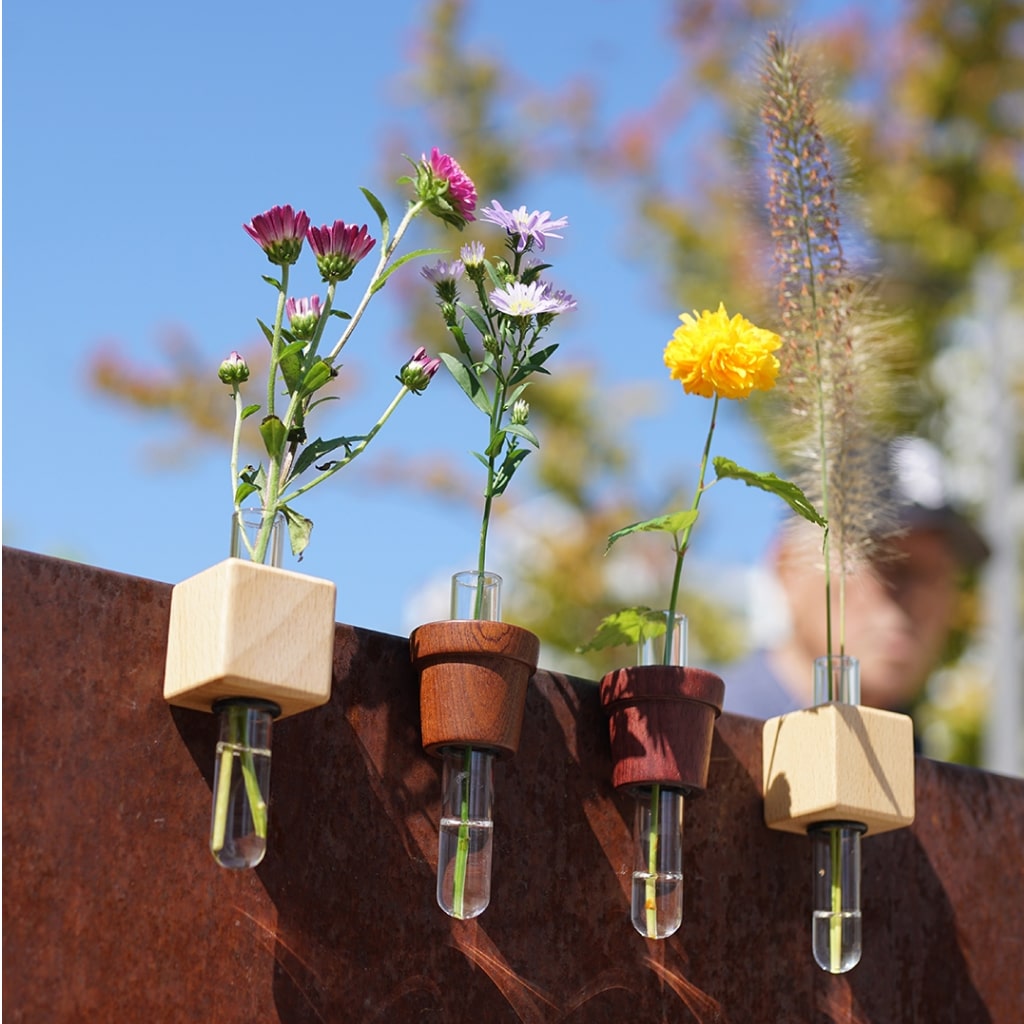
[3,546,1023,1023]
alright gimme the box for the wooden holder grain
[762,703,916,836]
[409,619,540,758]
[163,558,337,719]
[599,665,725,793]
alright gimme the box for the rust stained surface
[3,546,1023,1023]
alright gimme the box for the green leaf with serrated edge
[458,302,491,340]
[259,416,287,460]
[234,481,259,506]
[280,505,313,559]
[505,422,539,447]
[577,607,668,653]
[360,187,389,236]
[606,510,700,552]
[241,404,261,420]
[713,457,827,527]
[440,353,492,415]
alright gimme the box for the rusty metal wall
[3,547,1022,1023]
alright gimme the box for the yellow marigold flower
[664,302,781,400]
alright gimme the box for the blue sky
[3,0,896,639]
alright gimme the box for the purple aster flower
[490,280,569,317]
[285,295,323,340]
[306,221,376,283]
[539,285,577,315]
[479,201,568,252]
[416,148,477,228]
[460,240,486,267]
[420,259,465,285]
[399,346,442,393]
[244,205,310,266]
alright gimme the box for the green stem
[277,384,412,506]
[830,828,842,972]
[646,784,661,937]
[327,200,426,363]
[664,394,720,665]
[452,745,473,919]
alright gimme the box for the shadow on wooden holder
[762,703,916,835]
[409,620,540,758]
[163,558,337,718]
[599,665,726,792]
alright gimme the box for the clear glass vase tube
[208,508,285,869]
[631,785,685,939]
[436,746,495,919]
[811,822,865,973]
[435,570,502,919]
[631,609,687,939]
[450,569,502,621]
[810,654,864,973]
[209,698,279,869]
[231,506,284,566]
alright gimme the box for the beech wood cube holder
[762,703,916,836]
[163,558,337,719]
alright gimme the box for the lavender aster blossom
[480,201,568,253]
[244,205,310,266]
[490,280,571,317]
[420,259,465,285]
[460,240,486,267]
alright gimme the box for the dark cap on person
[880,436,990,569]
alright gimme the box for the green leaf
[577,607,668,653]
[606,510,699,552]
[360,187,389,235]
[713,457,827,527]
[300,359,333,395]
[233,481,259,506]
[241,403,261,420]
[458,302,491,340]
[259,415,287,460]
[329,309,352,320]
[279,505,313,559]
[489,447,531,496]
[508,343,558,385]
[290,435,357,479]
[440,352,492,415]
[520,262,551,284]
[504,422,539,448]
[372,247,448,294]
[256,318,276,345]
[260,275,283,291]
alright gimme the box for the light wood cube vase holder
[762,702,916,836]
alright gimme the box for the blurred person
[723,437,989,720]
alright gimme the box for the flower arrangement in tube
[164,148,478,870]
[410,200,576,920]
[585,303,824,940]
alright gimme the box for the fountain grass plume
[759,31,899,661]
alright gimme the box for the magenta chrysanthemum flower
[306,221,376,283]
[285,295,323,340]
[490,280,575,318]
[416,148,477,228]
[399,345,442,393]
[479,201,568,253]
[243,205,310,266]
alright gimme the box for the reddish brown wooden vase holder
[409,620,541,759]
[599,665,725,792]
